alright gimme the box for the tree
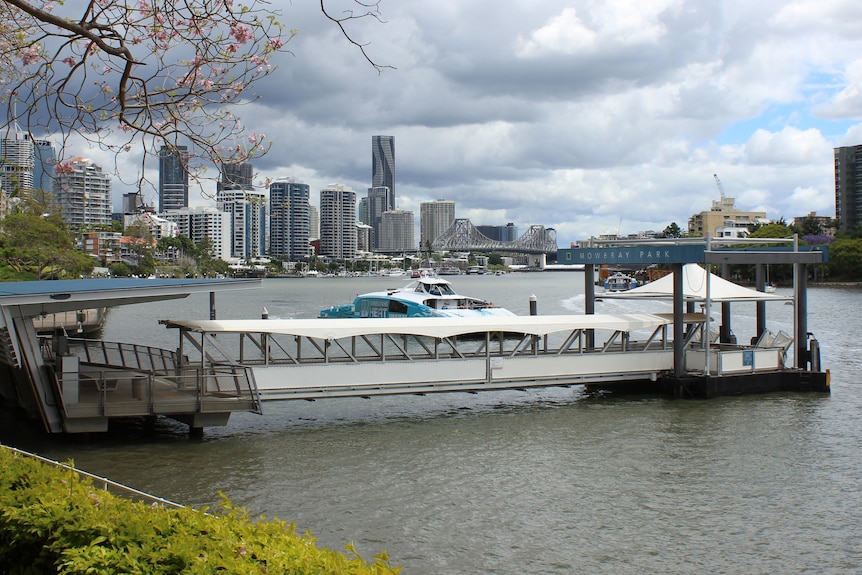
[661,222,682,238]
[0,1,388,191]
[0,212,93,279]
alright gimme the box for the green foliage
[747,222,794,239]
[825,238,862,280]
[108,262,132,277]
[0,213,94,280]
[661,222,682,238]
[0,447,401,575]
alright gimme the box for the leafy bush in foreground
[0,447,401,574]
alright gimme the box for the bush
[0,447,401,575]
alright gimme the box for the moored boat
[604,272,638,292]
[319,277,515,318]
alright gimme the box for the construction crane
[713,173,726,199]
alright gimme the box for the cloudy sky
[95,0,862,246]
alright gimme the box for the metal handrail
[2,445,183,509]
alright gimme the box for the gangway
[160,314,791,402]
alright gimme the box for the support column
[755,264,766,340]
[720,264,734,343]
[584,264,596,350]
[672,263,684,377]
[795,263,808,369]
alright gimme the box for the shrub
[0,447,401,575]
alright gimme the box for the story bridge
[431,219,558,254]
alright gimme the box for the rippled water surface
[4,274,861,575]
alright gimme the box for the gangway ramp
[162,314,687,401]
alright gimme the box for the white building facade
[217,189,267,259]
[379,209,415,253]
[160,206,232,261]
[319,183,357,259]
[420,199,455,250]
[53,158,112,230]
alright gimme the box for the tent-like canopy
[600,264,791,302]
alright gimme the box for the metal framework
[431,219,558,254]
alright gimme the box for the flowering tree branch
[0,0,288,196]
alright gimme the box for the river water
[3,273,861,575]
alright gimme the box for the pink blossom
[54,161,76,175]
[62,57,76,67]
[269,38,284,50]
[21,44,41,65]
[230,23,252,44]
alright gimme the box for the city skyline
[31,2,862,246]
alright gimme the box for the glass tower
[158,145,189,212]
[372,135,395,211]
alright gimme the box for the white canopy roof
[163,313,674,340]
[601,264,790,302]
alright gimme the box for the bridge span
[431,219,558,254]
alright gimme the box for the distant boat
[603,272,638,292]
[438,266,462,275]
[319,277,515,318]
[410,267,435,278]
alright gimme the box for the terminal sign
[557,245,706,265]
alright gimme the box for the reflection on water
[3,275,861,575]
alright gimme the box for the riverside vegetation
[0,447,401,575]
[2,210,862,281]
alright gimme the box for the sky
[77,0,862,247]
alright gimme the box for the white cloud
[46,0,862,244]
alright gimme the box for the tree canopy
[0,1,387,192]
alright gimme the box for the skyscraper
[367,185,392,249]
[372,135,395,210]
[319,183,357,259]
[379,209,415,253]
[33,139,56,193]
[0,131,35,195]
[219,161,254,191]
[835,145,862,234]
[53,157,112,230]
[269,177,311,261]
[158,145,189,211]
[420,199,455,250]
[217,189,266,259]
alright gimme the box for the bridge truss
[431,219,557,254]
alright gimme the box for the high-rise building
[367,186,392,249]
[357,196,369,224]
[372,135,395,210]
[379,209,414,253]
[160,206,232,261]
[269,177,311,261]
[52,157,112,230]
[309,205,320,241]
[476,222,518,242]
[217,189,266,259]
[33,139,56,193]
[319,183,357,259]
[835,145,862,234]
[219,161,254,191]
[158,145,189,211]
[0,132,35,195]
[420,199,455,250]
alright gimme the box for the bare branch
[320,0,394,74]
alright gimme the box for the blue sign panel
[743,350,754,367]
[558,245,706,265]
